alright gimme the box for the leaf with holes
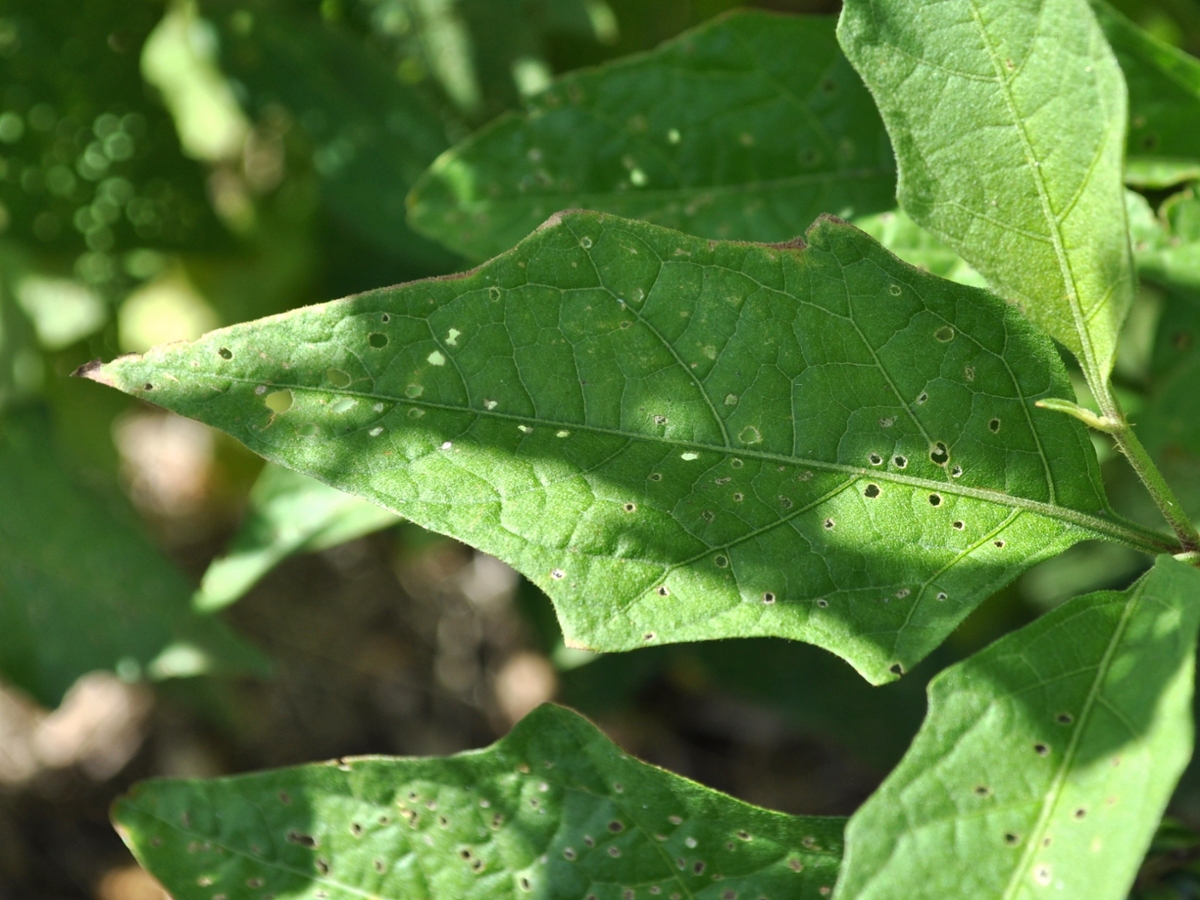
[194,463,399,613]
[838,0,1135,386]
[1089,0,1200,188]
[407,10,896,261]
[0,408,265,707]
[77,211,1163,685]
[834,556,1200,900]
[113,703,844,899]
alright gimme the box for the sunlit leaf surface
[835,556,1200,900]
[114,703,845,900]
[82,212,1157,684]
[409,11,896,261]
[839,0,1135,384]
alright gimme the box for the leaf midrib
[964,0,1105,380]
[211,374,1172,554]
[997,583,1144,900]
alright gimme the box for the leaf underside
[84,212,1122,684]
[407,10,896,261]
[838,0,1135,383]
[113,703,844,900]
[835,556,1200,900]
[195,463,399,612]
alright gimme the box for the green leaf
[79,211,1158,684]
[834,556,1200,900]
[201,0,458,272]
[408,10,896,261]
[838,0,1136,386]
[1089,0,1200,188]
[0,0,226,267]
[0,407,263,707]
[853,210,986,288]
[113,703,845,899]
[196,463,399,612]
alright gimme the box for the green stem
[1093,385,1200,553]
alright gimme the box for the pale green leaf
[79,212,1161,684]
[853,210,985,288]
[0,408,264,707]
[194,463,399,613]
[1089,0,1200,188]
[113,703,845,899]
[408,10,896,261]
[838,0,1135,385]
[835,556,1200,900]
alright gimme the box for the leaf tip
[70,357,109,383]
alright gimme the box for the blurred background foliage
[4,1,1200,898]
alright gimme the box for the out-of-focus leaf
[409,11,896,261]
[1090,1,1200,188]
[839,0,1135,386]
[0,407,264,708]
[195,463,398,612]
[1128,187,1200,302]
[79,211,1158,685]
[200,0,458,272]
[835,556,1200,900]
[0,246,42,410]
[114,703,845,900]
[0,0,226,290]
[853,210,985,288]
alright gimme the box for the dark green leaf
[0,0,226,284]
[1090,1,1200,188]
[408,11,896,261]
[838,0,1135,385]
[195,463,398,612]
[0,407,263,707]
[79,212,1158,684]
[113,703,845,899]
[201,0,458,272]
[835,556,1200,900]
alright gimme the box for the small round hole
[989,418,1001,433]
[762,592,776,604]
[714,555,728,568]
[218,347,233,360]
[869,453,882,465]
[952,520,964,530]
[994,540,1006,548]
[657,585,670,597]
[623,502,636,513]
[823,518,835,530]
[816,598,828,608]
[864,483,881,498]
[369,333,388,348]
[1033,743,1049,757]
[893,455,907,468]
[930,442,949,466]
[929,493,942,506]
[934,326,955,342]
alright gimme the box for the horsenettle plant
[76,0,1200,896]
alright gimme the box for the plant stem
[1094,386,1200,553]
